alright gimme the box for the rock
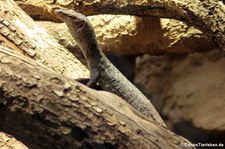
[135,50,225,144]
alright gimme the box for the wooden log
[0,0,89,80]
[71,0,225,50]
[0,132,28,149]
[0,46,194,148]
[17,0,221,55]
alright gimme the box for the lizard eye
[68,15,74,20]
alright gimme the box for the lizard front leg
[86,68,99,87]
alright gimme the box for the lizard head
[54,9,95,45]
[54,9,101,65]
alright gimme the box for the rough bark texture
[38,18,213,56]
[0,132,28,149]
[0,0,89,80]
[16,0,221,55]
[0,46,193,149]
[71,0,225,50]
[1,0,223,148]
[16,0,60,22]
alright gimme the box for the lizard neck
[66,17,105,69]
[78,38,104,69]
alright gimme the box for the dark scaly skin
[54,9,166,126]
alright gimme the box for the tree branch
[73,0,225,50]
[0,46,193,148]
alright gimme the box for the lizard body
[54,9,165,126]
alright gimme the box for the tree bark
[38,18,213,55]
[72,0,225,50]
[0,46,193,148]
[0,132,28,149]
[16,0,219,55]
[0,0,89,80]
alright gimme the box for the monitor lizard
[54,9,166,127]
